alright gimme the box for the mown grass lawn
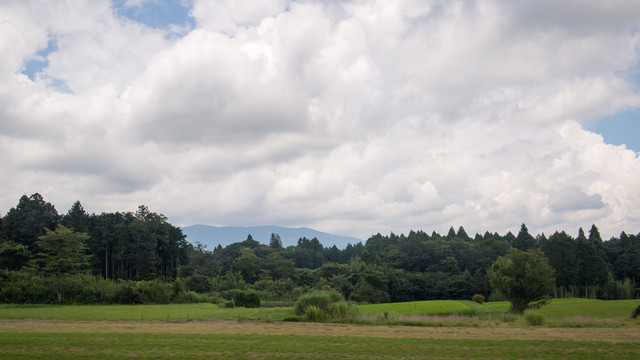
[1,321,639,360]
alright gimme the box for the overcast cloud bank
[1,0,639,239]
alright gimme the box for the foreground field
[1,299,639,359]
[1,320,639,359]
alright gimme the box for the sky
[1,0,640,241]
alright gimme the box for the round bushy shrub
[472,294,485,304]
[115,282,143,304]
[185,274,213,294]
[232,289,261,308]
[631,305,640,319]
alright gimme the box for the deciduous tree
[490,248,555,313]
[36,225,90,302]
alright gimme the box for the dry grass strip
[1,319,638,343]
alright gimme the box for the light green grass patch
[532,298,640,318]
[0,303,296,322]
[482,300,511,311]
[358,300,475,316]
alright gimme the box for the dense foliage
[1,193,639,304]
[491,248,556,313]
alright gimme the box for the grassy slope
[358,300,476,315]
[0,298,638,322]
[529,298,640,318]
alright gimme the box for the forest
[1,193,638,305]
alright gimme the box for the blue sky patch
[113,0,193,30]
[588,109,640,153]
[22,39,58,81]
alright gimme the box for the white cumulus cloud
[1,0,639,240]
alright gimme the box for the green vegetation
[491,248,556,313]
[1,193,639,309]
[0,297,639,333]
[527,298,640,318]
[472,293,485,304]
[0,303,294,321]
[230,289,262,308]
[1,321,638,360]
[359,300,475,316]
[294,290,357,321]
[524,312,545,326]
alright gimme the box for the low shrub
[114,281,143,304]
[138,280,171,304]
[232,289,261,308]
[631,305,640,319]
[471,294,485,304]
[294,290,357,322]
[173,291,210,304]
[524,312,545,326]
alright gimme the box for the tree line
[1,193,638,304]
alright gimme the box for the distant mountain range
[181,225,363,250]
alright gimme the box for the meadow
[0,303,294,322]
[1,299,639,359]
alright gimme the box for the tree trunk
[105,244,108,279]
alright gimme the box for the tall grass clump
[294,290,356,322]
[523,312,545,326]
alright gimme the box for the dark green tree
[2,193,59,251]
[456,226,470,240]
[541,231,577,297]
[269,233,283,249]
[61,200,90,233]
[231,247,261,283]
[575,230,608,298]
[0,241,32,270]
[513,223,536,250]
[490,248,555,313]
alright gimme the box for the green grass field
[527,298,640,318]
[1,320,639,359]
[0,303,295,321]
[358,299,476,315]
[1,299,639,359]
[1,298,638,323]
